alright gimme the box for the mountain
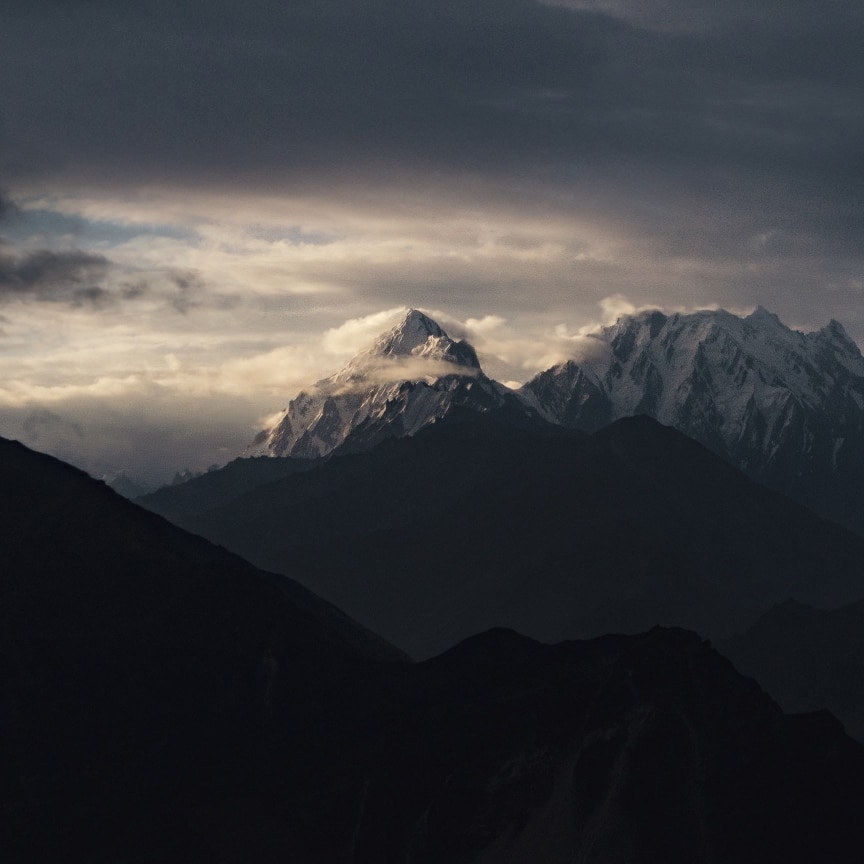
[0,434,398,661]
[242,305,864,534]
[137,452,321,522]
[145,415,864,659]
[248,308,542,459]
[720,597,864,743]
[522,307,864,534]
[388,627,864,864]
[0,433,403,860]
[8,434,864,862]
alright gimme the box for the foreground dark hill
[5,434,864,862]
[0,433,404,860]
[0,435,399,662]
[145,415,864,658]
[721,598,864,743]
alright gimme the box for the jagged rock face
[249,309,527,458]
[522,307,864,531]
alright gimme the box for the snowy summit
[248,309,526,458]
[521,307,864,518]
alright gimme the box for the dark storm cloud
[2,0,608,179]
[0,246,111,306]
[0,190,17,222]
[1,0,858,181]
[1,0,862,312]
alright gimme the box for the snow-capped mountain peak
[248,309,530,459]
[374,309,462,358]
[338,309,481,382]
[815,318,864,373]
[521,306,864,530]
[745,305,784,328]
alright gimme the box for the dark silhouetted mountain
[145,415,864,659]
[720,598,864,743]
[246,308,544,459]
[376,627,864,864]
[5,434,864,862]
[522,307,864,535]
[0,434,400,860]
[137,452,322,522]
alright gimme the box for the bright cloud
[321,308,408,356]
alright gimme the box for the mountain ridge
[143,414,864,659]
[240,306,864,534]
[10,430,864,862]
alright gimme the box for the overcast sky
[1,0,862,483]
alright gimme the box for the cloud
[425,308,596,381]
[597,293,662,324]
[0,190,18,223]
[215,344,330,398]
[330,356,481,393]
[321,308,408,356]
[167,268,206,314]
[0,391,260,488]
[22,408,84,442]
[0,247,111,306]
[4,0,861,201]
[464,315,507,335]
[538,1,764,31]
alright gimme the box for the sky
[1,0,862,484]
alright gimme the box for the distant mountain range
[6,432,864,863]
[141,414,864,660]
[243,307,864,535]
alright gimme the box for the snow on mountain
[248,309,531,458]
[522,307,864,529]
[246,304,863,531]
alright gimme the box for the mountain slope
[522,307,864,533]
[0,435,398,661]
[720,598,864,743]
[247,308,542,459]
[6,434,864,862]
[155,415,864,659]
[136,452,321,522]
[0,434,403,861]
[383,627,864,864]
